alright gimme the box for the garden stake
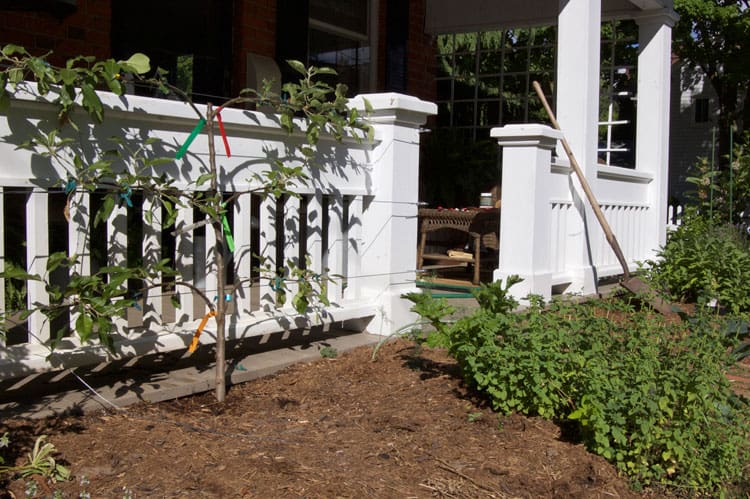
[532,81,674,316]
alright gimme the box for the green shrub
[407,281,750,494]
[642,212,750,314]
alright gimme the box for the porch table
[417,208,500,284]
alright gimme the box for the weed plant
[406,279,750,494]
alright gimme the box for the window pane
[309,28,369,95]
[310,0,367,34]
[529,26,556,47]
[454,76,475,99]
[478,50,502,75]
[503,94,526,124]
[454,33,477,53]
[477,76,499,98]
[502,74,526,96]
[479,31,503,51]
[454,54,475,77]
[437,102,452,127]
[437,34,455,55]
[437,54,453,77]
[528,47,554,72]
[437,78,452,100]
[477,101,500,127]
[504,47,527,73]
[453,102,475,126]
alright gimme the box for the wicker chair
[417,208,500,284]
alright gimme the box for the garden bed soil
[2,339,680,498]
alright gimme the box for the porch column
[635,10,678,255]
[350,93,436,335]
[492,124,561,302]
[555,0,601,295]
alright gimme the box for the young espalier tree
[0,45,371,402]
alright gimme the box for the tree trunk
[206,102,227,403]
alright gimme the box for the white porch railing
[0,87,435,379]
[492,124,663,301]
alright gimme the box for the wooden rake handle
[531,81,631,279]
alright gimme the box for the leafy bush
[642,211,750,314]
[407,280,750,493]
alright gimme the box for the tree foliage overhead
[673,0,750,153]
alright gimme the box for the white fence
[0,86,436,379]
[493,124,665,300]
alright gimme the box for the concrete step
[0,328,382,419]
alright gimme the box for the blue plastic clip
[64,179,77,195]
[120,186,133,208]
[270,276,284,292]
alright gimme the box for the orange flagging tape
[188,310,216,353]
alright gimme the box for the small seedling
[0,435,70,484]
[319,346,338,359]
[467,412,483,423]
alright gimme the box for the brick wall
[1,0,434,103]
[0,0,112,65]
[375,0,436,103]
[232,0,277,96]
[405,0,436,103]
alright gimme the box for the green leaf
[46,252,70,273]
[280,112,294,133]
[118,53,151,75]
[315,66,338,76]
[8,68,23,85]
[195,172,214,186]
[286,60,308,76]
[75,312,94,343]
[292,292,309,314]
[95,195,115,226]
[363,97,373,113]
[81,84,103,121]
[59,68,77,86]
[2,44,28,56]
[0,266,41,281]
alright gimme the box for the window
[598,20,638,168]
[111,0,232,103]
[695,97,710,123]
[435,20,639,169]
[436,27,557,141]
[308,0,370,95]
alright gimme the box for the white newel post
[555,0,600,295]
[635,10,677,256]
[492,125,561,302]
[351,93,436,335]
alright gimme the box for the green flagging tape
[416,279,479,298]
[175,118,206,159]
[427,291,475,298]
[416,280,480,291]
[221,213,235,252]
